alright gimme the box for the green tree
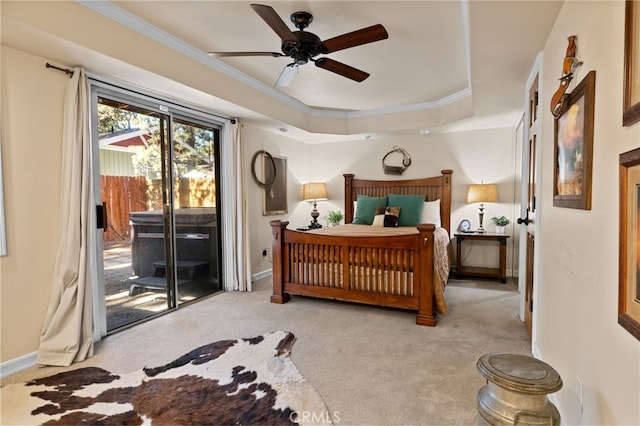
[98,103,215,180]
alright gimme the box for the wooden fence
[100,176,148,243]
[100,175,216,243]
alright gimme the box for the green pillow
[352,195,387,225]
[387,194,425,226]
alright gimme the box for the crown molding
[77,0,472,121]
[76,0,313,114]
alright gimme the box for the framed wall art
[263,154,288,216]
[619,147,640,340]
[623,0,640,126]
[553,70,596,210]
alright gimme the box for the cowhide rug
[2,331,334,425]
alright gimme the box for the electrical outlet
[262,248,269,258]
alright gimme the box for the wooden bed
[269,170,453,326]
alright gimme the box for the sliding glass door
[170,118,221,303]
[94,92,222,332]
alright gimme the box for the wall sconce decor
[302,182,328,229]
[467,183,498,233]
[382,146,412,175]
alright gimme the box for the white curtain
[221,120,252,292]
[37,67,95,366]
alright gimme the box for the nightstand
[454,232,509,283]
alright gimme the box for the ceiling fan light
[275,65,298,87]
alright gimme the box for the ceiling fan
[208,4,388,87]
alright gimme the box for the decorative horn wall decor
[382,146,412,175]
[550,35,584,118]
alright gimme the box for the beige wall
[1,46,66,361]
[535,1,639,424]
[242,124,313,275]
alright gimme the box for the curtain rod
[44,65,236,124]
[88,74,234,124]
[45,63,74,78]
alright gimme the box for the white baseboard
[532,342,541,358]
[252,269,272,282]
[1,351,37,379]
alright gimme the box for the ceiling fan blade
[275,65,299,87]
[250,4,298,44]
[314,58,369,82]
[209,51,285,58]
[320,24,388,54]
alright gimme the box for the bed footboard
[269,220,437,326]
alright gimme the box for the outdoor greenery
[98,102,216,179]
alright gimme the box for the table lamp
[302,182,328,229]
[467,183,498,233]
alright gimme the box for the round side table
[476,353,563,425]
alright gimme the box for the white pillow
[422,199,441,227]
[371,214,385,227]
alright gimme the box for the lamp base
[309,200,321,228]
[477,204,486,233]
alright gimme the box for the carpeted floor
[1,276,531,425]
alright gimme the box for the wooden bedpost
[343,173,355,223]
[440,169,453,234]
[269,220,290,304]
[416,224,437,326]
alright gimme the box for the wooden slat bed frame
[270,170,452,326]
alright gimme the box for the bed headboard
[343,170,453,233]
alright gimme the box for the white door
[519,57,542,337]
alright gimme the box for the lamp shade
[302,182,328,201]
[467,184,498,203]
